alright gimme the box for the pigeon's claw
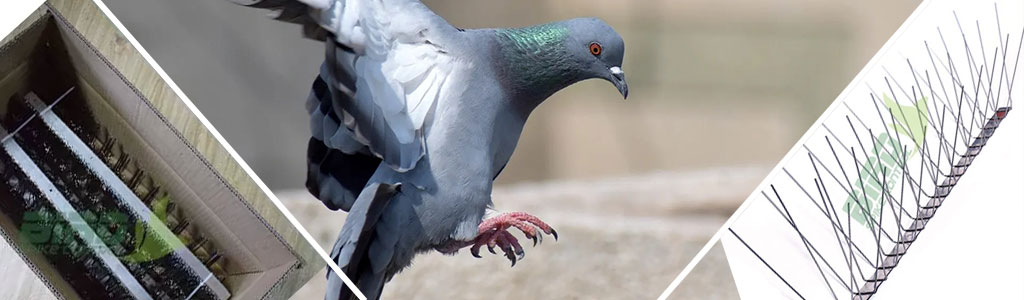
[469,241,483,258]
[486,237,498,254]
[494,231,519,266]
[441,211,555,266]
[468,211,557,266]
[478,212,557,242]
[498,231,526,262]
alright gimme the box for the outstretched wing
[228,0,332,39]
[234,0,463,211]
[237,0,461,172]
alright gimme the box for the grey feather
[326,182,400,300]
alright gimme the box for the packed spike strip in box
[0,126,148,300]
[0,1,322,299]
[2,91,231,299]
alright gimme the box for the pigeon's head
[564,18,628,99]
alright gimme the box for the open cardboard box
[0,1,321,299]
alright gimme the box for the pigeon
[232,0,627,299]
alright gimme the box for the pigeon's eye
[589,42,602,56]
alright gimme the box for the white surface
[0,0,44,40]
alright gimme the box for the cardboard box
[0,1,322,299]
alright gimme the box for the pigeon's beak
[610,66,628,99]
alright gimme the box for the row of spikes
[88,127,228,283]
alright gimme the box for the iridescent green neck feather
[495,23,579,101]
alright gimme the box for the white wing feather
[310,0,458,170]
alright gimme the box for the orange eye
[589,42,602,56]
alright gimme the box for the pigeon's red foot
[473,212,558,266]
[437,212,557,266]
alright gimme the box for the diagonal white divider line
[655,1,934,299]
[88,1,366,299]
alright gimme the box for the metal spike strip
[727,4,1020,299]
[0,126,152,300]
[21,92,230,300]
[852,107,1009,299]
[732,97,1012,299]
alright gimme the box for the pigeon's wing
[304,72,381,211]
[236,0,462,172]
[235,0,464,211]
[229,0,331,39]
[315,0,461,173]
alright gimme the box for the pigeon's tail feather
[305,68,381,211]
[326,183,400,300]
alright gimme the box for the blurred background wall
[102,0,920,299]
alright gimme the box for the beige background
[101,0,920,299]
